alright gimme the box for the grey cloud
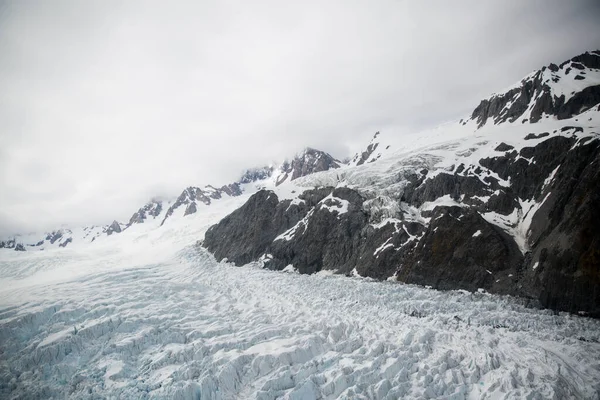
[1,0,599,234]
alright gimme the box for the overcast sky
[1,0,599,234]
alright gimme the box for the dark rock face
[205,187,523,292]
[204,187,419,279]
[555,85,600,120]
[204,188,364,272]
[128,200,163,225]
[266,188,368,275]
[14,243,26,251]
[161,183,242,226]
[470,51,600,127]
[0,239,16,249]
[480,136,575,200]
[203,129,600,317]
[470,83,533,127]
[106,220,122,236]
[352,132,381,166]
[184,202,197,216]
[204,190,288,265]
[275,148,340,185]
[217,183,243,197]
[46,231,63,245]
[571,50,600,69]
[238,167,274,184]
[58,238,72,248]
[398,207,523,294]
[402,173,491,206]
[494,142,514,151]
[524,132,549,140]
[523,139,600,316]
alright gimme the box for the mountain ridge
[3,50,600,318]
[0,147,343,250]
[202,50,600,317]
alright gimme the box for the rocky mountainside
[349,131,385,165]
[203,50,600,317]
[469,50,600,126]
[273,147,341,185]
[3,51,600,318]
[0,148,340,251]
[127,199,163,226]
[238,166,274,184]
[159,184,243,226]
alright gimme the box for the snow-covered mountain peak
[469,50,600,128]
[274,147,341,186]
[127,198,164,226]
[349,131,383,166]
[343,52,600,173]
[238,166,275,184]
[4,51,600,258]
[159,183,243,226]
[3,49,600,400]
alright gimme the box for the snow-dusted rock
[470,50,600,126]
[127,199,163,226]
[105,220,122,236]
[274,147,341,186]
[203,50,600,317]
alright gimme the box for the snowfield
[2,200,600,399]
[2,103,600,398]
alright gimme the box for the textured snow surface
[2,84,600,399]
[2,245,600,399]
[2,112,600,399]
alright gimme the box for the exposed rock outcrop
[470,51,600,127]
[522,138,600,315]
[58,238,72,248]
[128,199,163,226]
[275,148,341,185]
[160,184,243,226]
[203,186,524,294]
[238,167,274,184]
[184,202,197,216]
[106,220,122,236]
[205,187,375,274]
[0,239,16,249]
[46,231,63,245]
[351,132,381,166]
[398,207,523,294]
[203,130,600,316]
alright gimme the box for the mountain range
[2,50,600,317]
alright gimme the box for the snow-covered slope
[0,147,342,252]
[2,50,600,399]
[469,50,600,126]
[2,191,599,399]
[347,50,600,166]
[204,51,600,317]
[272,147,341,186]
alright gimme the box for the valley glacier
[1,196,600,400]
[3,49,600,397]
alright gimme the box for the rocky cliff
[470,50,600,126]
[274,148,341,185]
[203,51,600,317]
[160,184,243,226]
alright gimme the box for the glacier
[3,50,600,399]
[1,195,600,399]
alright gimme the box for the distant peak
[350,131,382,166]
[273,147,341,186]
[238,166,274,184]
[469,49,600,128]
